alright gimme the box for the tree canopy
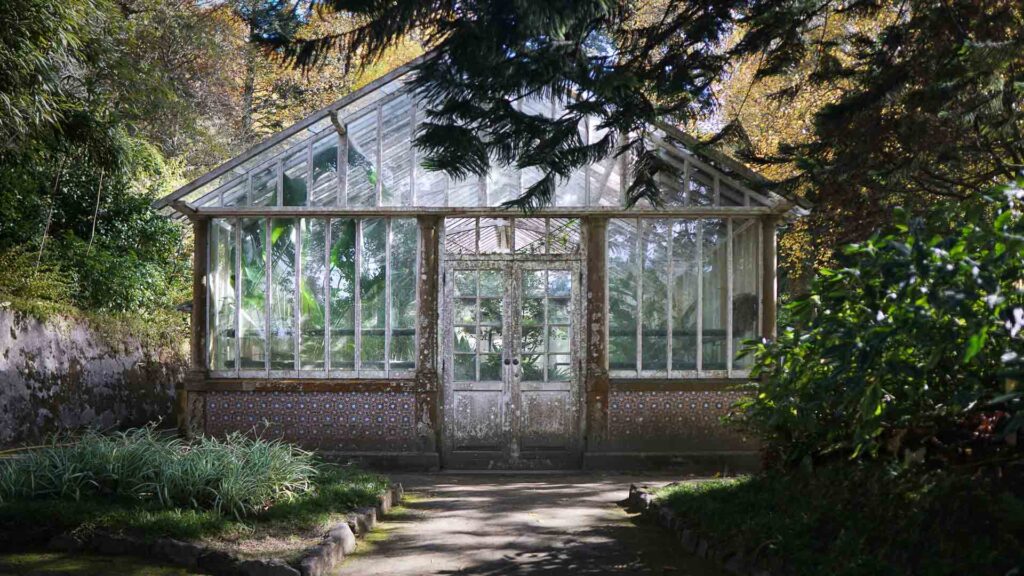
[272,0,1023,253]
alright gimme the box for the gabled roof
[155,52,802,217]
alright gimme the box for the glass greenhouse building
[156,57,799,470]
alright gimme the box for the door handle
[512,358,519,365]
[503,358,511,366]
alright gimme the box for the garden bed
[0,427,400,575]
[640,464,1024,576]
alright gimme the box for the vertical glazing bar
[324,218,332,371]
[696,220,703,373]
[474,217,481,254]
[726,218,734,374]
[276,159,284,206]
[682,159,692,206]
[376,105,384,206]
[475,271,481,381]
[635,219,643,374]
[339,124,349,207]
[354,219,362,372]
[205,220,213,369]
[264,218,271,374]
[666,218,674,374]
[409,101,418,205]
[305,142,313,206]
[294,217,302,371]
[384,219,392,374]
[234,218,241,377]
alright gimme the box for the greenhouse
[155,59,798,470]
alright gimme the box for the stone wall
[0,309,187,448]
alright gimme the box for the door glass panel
[451,267,505,383]
[548,355,571,381]
[519,269,573,383]
[453,326,477,353]
[479,298,502,325]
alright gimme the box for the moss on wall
[0,309,187,448]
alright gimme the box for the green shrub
[654,465,1024,576]
[0,246,75,318]
[736,180,1024,466]
[0,427,317,519]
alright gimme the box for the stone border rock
[625,484,784,576]
[47,483,405,576]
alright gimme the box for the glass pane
[480,354,502,380]
[521,354,543,380]
[720,181,745,206]
[445,218,477,254]
[733,219,760,368]
[549,355,571,381]
[360,218,387,369]
[329,218,356,369]
[522,298,544,326]
[672,220,699,370]
[548,298,569,324]
[269,219,296,370]
[283,157,308,206]
[487,166,519,206]
[449,176,480,206]
[548,326,570,353]
[547,218,581,254]
[454,326,477,353]
[702,219,728,370]
[479,270,502,297]
[479,298,502,325]
[548,270,571,296]
[587,117,622,206]
[390,335,415,371]
[455,298,477,324]
[514,219,547,255]
[522,271,545,297]
[478,218,512,253]
[310,134,339,206]
[390,218,418,370]
[521,326,544,353]
[416,167,447,206]
[300,219,326,370]
[251,165,276,206]
[479,326,503,354]
[346,112,379,207]
[454,354,475,381]
[691,168,714,206]
[209,219,236,370]
[381,95,413,206]
[454,271,476,296]
[222,180,246,207]
[641,220,669,372]
[607,219,638,371]
[239,218,266,369]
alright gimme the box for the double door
[442,259,581,469]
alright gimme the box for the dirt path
[338,473,726,576]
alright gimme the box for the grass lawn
[0,428,391,566]
[654,464,1024,576]
[0,464,388,563]
[0,551,201,576]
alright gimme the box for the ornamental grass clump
[0,426,317,519]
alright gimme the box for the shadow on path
[339,473,725,576]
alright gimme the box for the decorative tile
[204,391,417,451]
[607,390,755,451]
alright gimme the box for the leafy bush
[736,181,1024,466]
[0,246,75,318]
[0,427,318,519]
[654,465,1024,576]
